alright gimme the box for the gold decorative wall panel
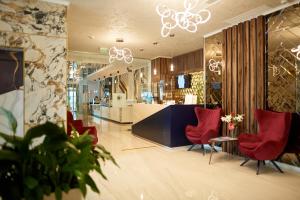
[173,72,205,104]
[204,32,223,105]
[267,4,300,113]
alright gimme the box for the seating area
[0,0,299,199]
[67,111,98,145]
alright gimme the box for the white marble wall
[0,0,67,128]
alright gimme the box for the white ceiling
[67,0,298,60]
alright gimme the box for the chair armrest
[73,120,83,127]
[185,125,198,132]
[238,133,260,143]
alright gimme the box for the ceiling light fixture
[291,45,300,61]
[109,46,133,64]
[156,0,211,37]
[170,63,174,71]
[208,59,222,75]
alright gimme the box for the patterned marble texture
[0,0,67,128]
[0,0,67,37]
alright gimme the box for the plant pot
[43,189,82,200]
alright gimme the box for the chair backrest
[256,109,291,146]
[285,113,300,152]
[67,111,74,122]
[194,107,222,131]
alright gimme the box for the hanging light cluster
[291,45,300,61]
[156,0,211,37]
[208,59,222,75]
[109,46,133,64]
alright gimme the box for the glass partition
[204,32,223,105]
[267,4,300,166]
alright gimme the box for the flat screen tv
[175,74,192,89]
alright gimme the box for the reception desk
[132,103,168,124]
[132,104,205,147]
[91,104,133,123]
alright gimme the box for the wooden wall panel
[250,19,257,133]
[221,16,266,152]
[256,16,265,110]
[237,23,244,131]
[244,21,250,134]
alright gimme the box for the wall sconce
[170,63,174,72]
[154,68,157,75]
[140,72,143,78]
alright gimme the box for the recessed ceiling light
[88,35,95,39]
[116,38,124,43]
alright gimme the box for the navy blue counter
[132,104,205,147]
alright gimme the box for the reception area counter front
[132,104,204,147]
[91,104,133,124]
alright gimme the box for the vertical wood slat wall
[222,16,266,152]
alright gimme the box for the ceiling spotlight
[170,63,174,71]
[153,42,158,45]
[156,0,212,37]
[109,46,133,64]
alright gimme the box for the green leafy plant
[0,107,117,200]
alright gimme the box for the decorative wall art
[0,48,24,136]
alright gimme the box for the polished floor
[85,117,300,200]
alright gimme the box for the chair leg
[188,144,196,151]
[208,144,218,152]
[240,158,250,166]
[262,160,266,165]
[202,144,205,156]
[256,161,261,175]
[271,160,284,173]
[296,153,300,164]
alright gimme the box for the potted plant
[221,112,244,137]
[0,107,117,200]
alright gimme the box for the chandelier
[109,46,133,64]
[156,0,211,37]
[208,59,222,75]
[291,45,300,61]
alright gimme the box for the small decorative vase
[228,123,235,131]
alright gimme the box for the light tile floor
[85,117,300,200]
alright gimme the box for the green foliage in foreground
[0,107,117,200]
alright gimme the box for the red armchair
[185,107,222,154]
[67,111,98,145]
[280,113,300,163]
[238,109,292,174]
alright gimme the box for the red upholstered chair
[280,113,300,163]
[185,107,222,154]
[238,109,292,174]
[67,111,98,145]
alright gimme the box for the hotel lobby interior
[0,0,300,199]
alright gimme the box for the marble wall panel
[0,0,67,128]
[0,0,67,37]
